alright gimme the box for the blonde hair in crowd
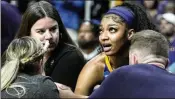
[1,36,45,97]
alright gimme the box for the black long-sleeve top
[44,43,86,91]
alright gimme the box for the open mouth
[102,44,112,52]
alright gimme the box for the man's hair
[130,30,169,59]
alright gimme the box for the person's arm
[55,82,88,98]
[74,53,106,95]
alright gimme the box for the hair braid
[121,2,156,32]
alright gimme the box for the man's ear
[129,52,138,65]
[165,59,170,68]
[127,29,135,40]
[133,54,138,65]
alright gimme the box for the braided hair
[120,2,156,32]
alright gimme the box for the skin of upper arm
[74,53,106,95]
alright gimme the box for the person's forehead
[103,14,122,20]
[161,18,174,25]
[32,17,58,28]
[80,23,91,29]
[101,15,124,26]
[102,14,123,23]
[83,21,91,25]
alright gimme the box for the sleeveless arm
[74,53,106,95]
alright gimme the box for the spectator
[158,13,175,73]
[143,0,159,26]
[77,20,100,61]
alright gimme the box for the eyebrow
[99,24,118,27]
[49,25,58,29]
[51,24,58,27]
[108,24,118,26]
[49,24,58,28]
[36,28,44,31]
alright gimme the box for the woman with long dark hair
[14,1,85,91]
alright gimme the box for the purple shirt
[169,38,175,66]
[89,64,175,98]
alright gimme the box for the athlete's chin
[104,51,116,56]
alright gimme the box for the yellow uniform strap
[105,55,113,72]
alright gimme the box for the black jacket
[1,73,59,98]
[45,43,86,91]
